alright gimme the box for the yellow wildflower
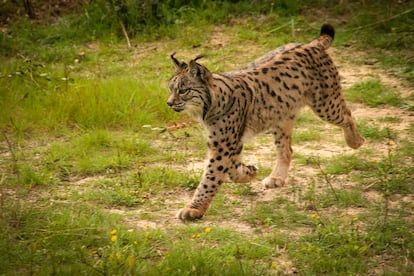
[111,235,118,242]
[310,213,320,219]
[111,229,117,235]
[204,227,212,233]
[271,262,278,268]
[387,140,395,146]
[192,233,202,239]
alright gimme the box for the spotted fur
[167,24,364,221]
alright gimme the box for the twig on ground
[316,157,339,201]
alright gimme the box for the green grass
[289,215,371,274]
[293,128,322,143]
[153,227,278,275]
[0,200,121,274]
[0,71,176,135]
[0,198,281,275]
[243,199,312,229]
[1,1,413,275]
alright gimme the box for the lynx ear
[170,51,187,70]
[189,54,211,82]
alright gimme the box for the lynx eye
[178,88,190,95]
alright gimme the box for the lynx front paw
[247,165,258,179]
[231,165,258,183]
[262,176,285,189]
[176,207,205,221]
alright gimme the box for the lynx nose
[167,94,177,107]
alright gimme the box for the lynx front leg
[176,150,229,221]
[227,144,258,183]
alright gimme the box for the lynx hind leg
[262,129,293,189]
[311,96,364,149]
[263,176,286,189]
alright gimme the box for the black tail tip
[320,24,335,39]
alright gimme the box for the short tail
[311,23,335,49]
[320,24,335,40]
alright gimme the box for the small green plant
[370,143,413,196]
[378,116,401,123]
[345,79,403,107]
[324,153,374,175]
[18,164,50,188]
[357,120,397,141]
[318,188,367,208]
[230,183,257,196]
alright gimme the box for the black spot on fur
[277,95,283,103]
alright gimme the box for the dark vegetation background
[1,1,413,70]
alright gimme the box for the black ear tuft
[193,54,206,62]
[189,54,211,82]
[320,24,335,40]
[170,51,187,70]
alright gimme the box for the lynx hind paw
[176,207,204,221]
[344,122,365,149]
[262,176,285,189]
[346,134,365,150]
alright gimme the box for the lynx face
[167,53,212,121]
